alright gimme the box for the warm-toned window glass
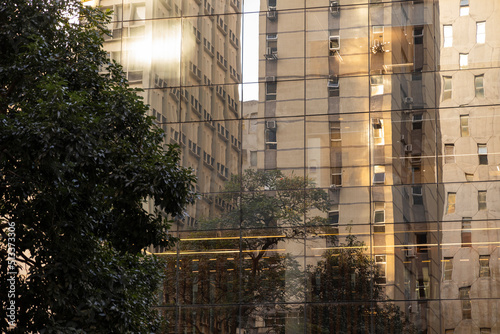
[372,118,384,145]
[460,287,472,319]
[443,257,453,281]
[447,193,456,214]
[479,255,490,277]
[370,75,384,96]
[330,121,341,145]
[480,329,491,334]
[375,255,387,284]
[444,25,453,47]
[478,191,487,211]
[460,0,469,16]
[331,167,342,186]
[478,144,488,165]
[265,81,276,101]
[416,233,428,253]
[445,144,455,163]
[475,75,484,97]
[373,165,385,184]
[465,173,474,182]
[462,218,472,247]
[459,54,468,69]
[477,22,486,44]
[460,115,469,137]
[443,76,452,100]
[445,330,454,334]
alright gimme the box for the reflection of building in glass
[95,0,500,332]
[99,0,242,235]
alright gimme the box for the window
[443,76,452,100]
[459,54,468,69]
[478,191,487,211]
[413,26,423,44]
[327,75,340,97]
[329,36,340,51]
[443,257,453,281]
[265,34,278,59]
[330,121,341,146]
[460,0,469,16]
[462,218,472,247]
[460,115,469,137]
[265,121,277,149]
[373,165,385,184]
[265,81,277,101]
[478,144,488,165]
[465,173,474,182]
[373,202,385,232]
[475,75,484,98]
[250,151,257,166]
[372,118,384,145]
[375,255,387,284]
[459,287,471,319]
[331,167,342,187]
[447,192,456,214]
[412,114,423,130]
[445,144,455,163]
[268,0,276,6]
[370,75,384,96]
[412,185,423,205]
[480,329,491,334]
[477,22,486,44]
[479,255,490,277]
[327,209,339,226]
[444,25,453,47]
[445,330,454,334]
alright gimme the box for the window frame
[443,25,453,47]
[476,21,486,44]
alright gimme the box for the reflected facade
[96,0,500,332]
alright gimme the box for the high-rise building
[96,0,500,332]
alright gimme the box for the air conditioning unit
[265,47,278,60]
[405,246,416,258]
[267,6,277,20]
[266,120,277,129]
[405,144,413,152]
[329,36,340,51]
[330,184,342,189]
[329,1,340,14]
[404,97,414,104]
[265,76,276,82]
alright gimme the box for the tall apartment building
[91,0,500,332]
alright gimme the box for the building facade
[95,0,500,332]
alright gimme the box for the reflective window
[447,192,456,214]
[443,257,453,280]
[475,75,484,97]
[443,76,452,100]
[478,144,488,165]
[459,53,468,69]
[460,287,472,319]
[479,255,490,277]
[460,115,469,137]
[445,144,455,163]
[444,25,453,47]
[460,0,469,16]
[477,22,486,44]
[478,191,487,210]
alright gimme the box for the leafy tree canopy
[0,1,195,332]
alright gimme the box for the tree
[0,1,195,332]
[307,235,416,334]
[163,169,331,333]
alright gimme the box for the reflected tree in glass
[307,235,416,334]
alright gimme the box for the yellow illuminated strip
[179,235,286,241]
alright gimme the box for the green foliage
[0,1,195,332]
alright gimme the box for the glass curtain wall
[96,0,500,332]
